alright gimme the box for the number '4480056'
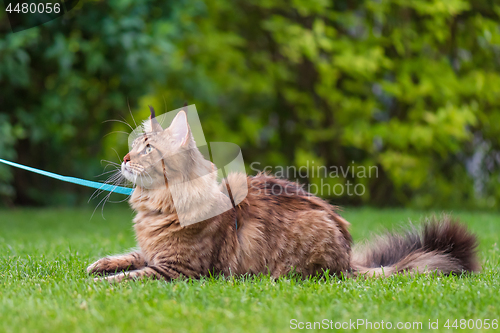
[5,2,61,14]
[444,319,498,330]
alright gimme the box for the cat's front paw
[87,258,115,276]
[95,272,128,283]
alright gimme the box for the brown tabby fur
[87,111,479,282]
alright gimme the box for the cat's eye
[142,144,154,155]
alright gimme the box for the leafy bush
[1,0,499,208]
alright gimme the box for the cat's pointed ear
[148,105,163,132]
[167,110,190,146]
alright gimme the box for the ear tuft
[149,105,156,119]
[148,105,163,132]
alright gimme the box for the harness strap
[161,159,169,190]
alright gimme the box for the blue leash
[0,158,134,195]
[0,158,239,230]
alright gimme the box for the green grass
[0,205,499,332]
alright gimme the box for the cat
[87,108,479,282]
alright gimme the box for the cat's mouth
[121,162,157,188]
[121,162,141,184]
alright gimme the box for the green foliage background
[1,0,499,209]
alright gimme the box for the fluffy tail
[351,216,479,277]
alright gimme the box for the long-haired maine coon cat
[87,108,479,282]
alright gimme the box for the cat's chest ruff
[133,210,180,237]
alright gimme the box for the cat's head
[121,108,212,189]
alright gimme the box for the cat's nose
[123,153,131,163]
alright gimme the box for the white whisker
[102,119,134,132]
[119,115,135,132]
[110,148,123,165]
[94,168,120,178]
[127,98,138,128]
[101,159,121,167]
[103,131,130,138]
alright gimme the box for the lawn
[0,204,499,332]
